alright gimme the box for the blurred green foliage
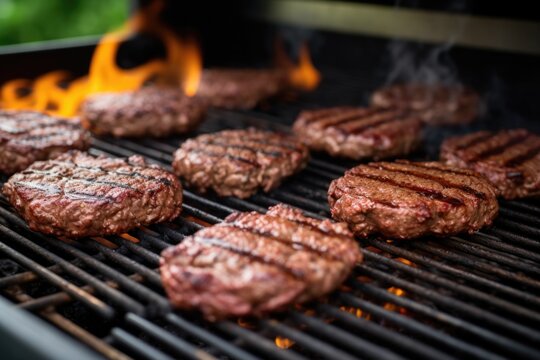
[0,0,128,46]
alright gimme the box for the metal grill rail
[1,109,540,359]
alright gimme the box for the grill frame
[1,97,540,359]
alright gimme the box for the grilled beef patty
[172,129,309,199]
[160,204,362,319]
[293,106,423,160]
[371,84,480,125]
[0,110,91,175]
[328,161,498,239]
[197,69,287,109]
[2,151,182,238]
[81,86,207,138]
[441,129,540,199]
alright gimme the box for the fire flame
[339,306,371,320]
[383,287,407,314]
[275,336,295,349]
[395,257,417,267]
[33,71,71,112]
[0,79,34,110]
[275,38,320,91]
[0,0,201,117]
[288,44,320,91]
[58,76,89,118]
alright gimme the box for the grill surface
[1,69,540,360]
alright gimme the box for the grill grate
[1,80,540,360]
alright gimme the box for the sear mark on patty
[0,110,91,175]
[160,204,362,320]
[172,128,309,199]
[80,86,207,138]
[2,151,183,238]
[328,160,499,239]
[441,129,540,199]
[293,106,423,160]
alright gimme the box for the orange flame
[339,306,371,320]
[33,71,71,113]
[87,0,201,97]
[0,79,34,110]
[275,38,320,91]
[275,336,295,349]
[288,43,320,91]
[388,287,405,297]
[179,38,202,96]
[395,257,417,267]
[383,287,407,314]
[0,0,201,117]
[58,76,89,117]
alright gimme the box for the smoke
[384,0,469,86]
[384,41,459,85]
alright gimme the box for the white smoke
[384,41,459,86]
[384,1,469,86]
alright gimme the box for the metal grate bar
[0,264,64,288]
[445,237,540,275]
[84,239,163,287]
[124,313,218,360]
[88,136,540,357]
[412,241,540,290]
[481,228,540,250]
[337,293,504,360]
[288,311,406,360]
[367,239,540,307]
[110,328,173,360]
[6,289,129,360]
[364,250,540,323]
[215,321,308,360]
[353,281,539,358]
[0,207,153,315]
[470,232,540,262]
[165,313,260,360]
[315,305,454,360]
[356,263,540,345]
[2,96,540,360]
[260,319,359,360]
[0,224,116,318]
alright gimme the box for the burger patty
[441,129,540,199]
[328,161,498,239]
[197,69,287,109]
[2,151,182,238]
[172,128,309,199]
[81,86,207,138]
[160,204,362,319]
[0,110,91,175]
[370,84,480,125]
[293,106,423,160]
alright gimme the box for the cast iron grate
[1,76,540,359]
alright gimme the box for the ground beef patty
[81,86,207,138]
[2,151,182,238]
[160,204,362,319]
[371,84,481,125]
[197,69,287,109]
[0,110,91,175]
[293,106,423,160]
[441,129,540,199]
[328,161,498,239]
[172,128,309,198]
